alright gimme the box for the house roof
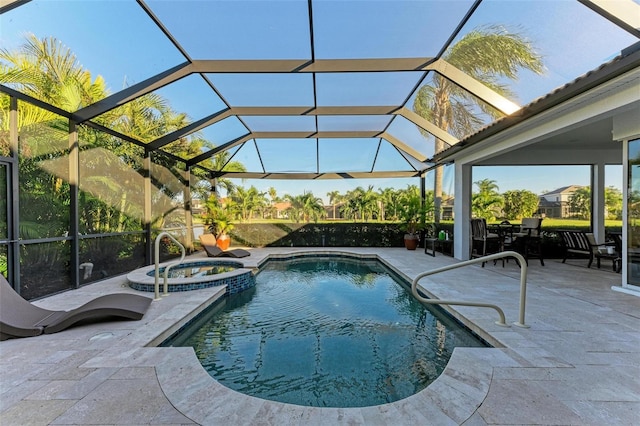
[541,185,585,196]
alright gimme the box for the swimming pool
[163,255,487,407]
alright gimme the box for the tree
[413,25,544,223]
[268,187,278,203]
[230,186,266,221]
[605,186,623,220]
[209,150,246,196]
[326,190,341,220]
[0,35,112,237]
[568,187,591,219]
[285,192,325,223]
[358,185,379,221]
[202,195,237,239]
[342,186,379,221]
[502,190,539,219]
[0,34,107,114]
[472,179,503,221]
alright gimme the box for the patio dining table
[487,223,521,251]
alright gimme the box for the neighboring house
[441,197,455,220]
[325,202,345,220]
[272,202,292,219]
[537,185,584,218]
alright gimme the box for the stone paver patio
[1,247,638,425]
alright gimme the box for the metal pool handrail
[154,232,186,300]
[411,251,529,328]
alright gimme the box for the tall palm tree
[326,190,341,220]
[359,185,379,221]
[414,25,544,222]
[268,187,278,202]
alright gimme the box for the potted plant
[203,196,236,250]
[398,195,430,250]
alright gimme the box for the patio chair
[557,229,606,268]
[510,218,544,265]
[0,274,152,340]
[470,218,502,266]
[199,234,251,258]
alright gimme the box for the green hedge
[232,223,407,247]
[228,222,621,260]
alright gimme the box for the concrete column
[453,162,472,260]
[591,163,606,244]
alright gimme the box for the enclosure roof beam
[0,0,30,14]
[394,107,459,146]
[191,58,435,73]
[379,132,428,163]
[211,171,423,179]
[186,134,252,167]
[429,59,521,116]
[73,62,193,122]
[578,0,640,38]
[147,109,233,150]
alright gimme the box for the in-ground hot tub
[127,260,255,295]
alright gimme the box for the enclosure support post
[144,149,152,265]
[69,121,80,289]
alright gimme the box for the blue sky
[1,1,636,203]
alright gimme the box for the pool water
[163,256,487,407]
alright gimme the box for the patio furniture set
[466,219,621,272]
[470,218,544,267]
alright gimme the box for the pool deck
[1,247,639,425]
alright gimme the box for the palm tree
[0,34,108,114]
[359,185,380,221]
[208,150,246,196]
[229,185,266,221]
[326,190,341,220]
[414,25,544,222]
[0,35,112,236]
[472,179,503,221]
[285,192,325,223]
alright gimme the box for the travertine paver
[0,247,638,425]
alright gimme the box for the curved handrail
[411,251,529,328]
[154,232,186,300]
